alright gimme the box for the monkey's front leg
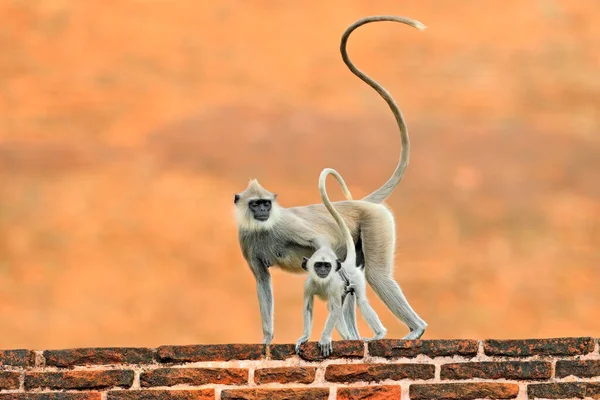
[295,291,314,353]
[249,259,274,345]
[319,299,342,357]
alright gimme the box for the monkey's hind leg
[366,268,427,339]
[362,217,427,339]
[342,293,361,340]
[354,289,387,341]
[335,309,353,340]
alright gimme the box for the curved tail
[340,15,426,203]
[319,168,355,262]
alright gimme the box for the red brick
[588,383,600,399]
[268,344,298,360]
[528,382,600,399]
[44,347,154,368]
[254,367,316,384]
[107,390,214,400]
[0,371,20,390]
[556,359,600,378]
[369,339,478,359]
[141,367,248,387]
[272,340,363,361]
[483,337,594,357]
[157,344,264,363]
[0,394,101,400]
[0,350,35,367]
[325,363,434,383]
[528,383,585,399]
[25,370,134,390]
[410,383,519,399]
[221,388,329,400]
[337,385,401,399]
[441,361,551,380]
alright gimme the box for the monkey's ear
[336,259,342,271]
[301,257,309,271]
[273,193,278,200]
[234,194,240,204]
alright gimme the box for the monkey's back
[288,200,390,255]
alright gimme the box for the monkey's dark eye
[234,194,240,204]
[249,200,271,210]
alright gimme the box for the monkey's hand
[295,336,309,354]
[318,337,333,357]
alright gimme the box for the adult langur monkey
[234,15,428,344]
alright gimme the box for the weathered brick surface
[441,361,551,380]
[325,363,434,383]
[0,350,35,367]
[337,385,402,400]
[44,347,154,368]
[528,382,590,399]
[528,382,600,399]
[369,339,478,359]
[220,388,329,400]
[0,371,20,390]
[25,370,134,390]
[0,395,101,400]
[556,359,600,378]
[141,367,248,387]
[2,338,599,400]
[410,382,519,399]
[587,383,600,399]
[157,344,264,362]
[107,390,214,400]
[254,367,316,384]
[484,337,595,357]
[268,344,298,360]
[272,340,363,361]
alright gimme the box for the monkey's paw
[402,327,425,340]
[362,334,386,342]
[295,337,308,354]
[318,339,333,357]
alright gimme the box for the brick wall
[0,337,598,399]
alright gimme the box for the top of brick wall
[1,337,599,400]
[1,337,597,368]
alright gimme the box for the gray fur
[341,16,426,204]
[297,168,387,356]
[295,246,353,356]
[234,15,428,345]
[342,293,360,339]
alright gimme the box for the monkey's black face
[248,199,272,221]
[313,261,332,278]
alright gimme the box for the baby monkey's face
[302,247,341,280]
[312,261,333,278]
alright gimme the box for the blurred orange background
[0,1,598,350]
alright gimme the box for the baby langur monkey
[296,168,387,356]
